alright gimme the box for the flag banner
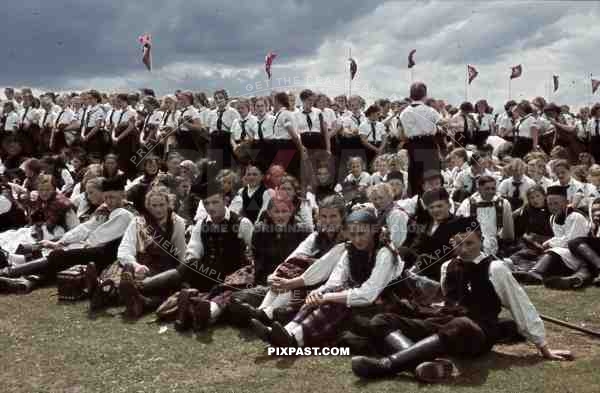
[467,65,478,84]
[265,51,277,80]
[349,58,357,80]
[553,75,559,92]
[510,64,522,79]
[138,33,152,71]
[408,49,416,68]
[592,78,600,94]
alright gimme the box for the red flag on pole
[408,49,416,68]
[138,33,152,71]
[348,58,357,80]
[467,65,478,84]
[265,51,277,80]
[592,78,600,94]
[553,75,559,92]
[510,64,522,79]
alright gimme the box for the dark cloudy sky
[3,0,600,110]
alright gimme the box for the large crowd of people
[4,80,597,383]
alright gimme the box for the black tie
[371,121,377,142]
[353,115,361,126]
[257,119,264,140]
[117,110,126,126]
[462,114,469,135]
[42,110,49,128]
[55,110,64,127]
[596,119,599,137]
[162,111,170,126]
[240,119,248,139]
[217,110,225,131]
[512,181,521,201]
[21,107,29,123]
[304,111,313,130]
[143,113,151,130]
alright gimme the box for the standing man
[400,82,446,197]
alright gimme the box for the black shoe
[0,248,8,269]
[190,298,212,332]
[351,356,394,378]
[119,272,147,319]
[544,275,584,290]
[415,359,454,383]
[594,275,600,287]
[0,277,34,294]
[250,318,272,343]
[270,321,297,348]
[512,271,544,285]
[174,289,195,332]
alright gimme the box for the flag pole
[348,47,352,98]
[508,77,511,101]
[465,65,468,101]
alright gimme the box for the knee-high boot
[119,269,182,318]
[0,257,49,278]
[352,334,446,378]
[513,253,556,284]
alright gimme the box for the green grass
[1,286,599,393]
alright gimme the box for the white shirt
[115,106,137,126]
[295,107,323,133]
[179,105,202,132]
[231,114,259,140]
[440,253,546,347]
[159,110,179,130]
[585,117,600,138]
[456,193,514,256]
[476,113,495,132]
[254,113,275,139]
[185,207,254,261]
[341,112,367,132]
[54,108,75,128]
[4,111,19,131]
[60,207,135,248]
[543,210,590,270]
[117,214,187,265]
[379,206,409,249]
[498,176,536,202]
[314,246,404,307]
[321,107,336,130]
[38,108,56,128]
[207,107,240,133]
[342,172,371,187]
[514,114,536,139]
[359,120,386,143]
[272,108,296,139]
[399,102,442,138]
[83,104,105,128]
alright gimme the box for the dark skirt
[83,127,109,156]
[472,131,490,148]
[267,139,301,179]
[406,135,440,197]
[209,130,235,169]
[512,137,533,159]
[113,127,140,179]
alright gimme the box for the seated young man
[0,176,134,293]
[352,217,572,383]
[118,180,253,323]
[568,198,600,287]
[513,186,590,289]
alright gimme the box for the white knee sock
[209,302,222,323]
[260,291,292,319]
[284,321,304,346]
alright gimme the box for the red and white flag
[138,33,152,71]
[265,51,277,80]
[467,65,478,84]
[510,64,522,79]
[592,78,600,94]
[349,58,357,80]
[408,49,416,68]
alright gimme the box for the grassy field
[1,286,599,393]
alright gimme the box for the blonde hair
[366,182,393,200]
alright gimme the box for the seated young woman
[250,209,404,348]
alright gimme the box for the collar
[471,252,488,265]
[206,207,230,223]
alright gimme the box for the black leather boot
[544,265,592,290]
[571,242,600,283]
[352,334,446,378]
[140,269,182,295]
[0,257,48,278]
[513,253,555,284]
[383,331,414,353]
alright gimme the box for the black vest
[241,183,267,223]
[199,212,246,282]
[444,256,502,323]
